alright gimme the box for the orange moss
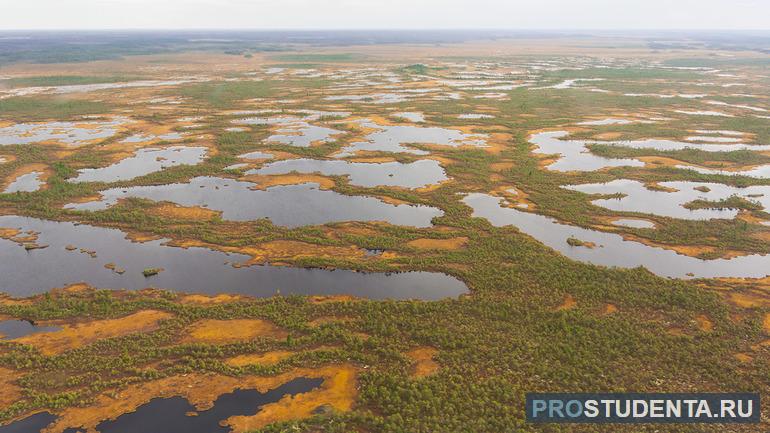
[695,315,713,333]
[407,237,468,250]
[150,203,220,220]
[180,294,243,305]
[406,347,440,378]
[243,173,336,191]
[226,351,293,367]
[603,304,618,315]
[43,364,355,433]
[172,239,365,265]
[2,163,49,191]
[13,310,172,355]
[0,367,21,408]
[556,294,576,311]
[182,319,288,344]
[225,364,357,433]
[734,353,753,363]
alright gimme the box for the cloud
[0,0,768,30]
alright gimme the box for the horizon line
[0,28,769,32]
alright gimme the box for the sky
[0,0,768,31]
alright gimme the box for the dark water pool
[0,216,468,300]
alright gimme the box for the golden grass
[150,203,221,220]
[1,163,49,191]
[179,294,243,305]
[556,294,576,311]
[14,310,172,356]
[0,368,21,408]
[243,173,336,191]
[225,364,357,433]
[407,237,469,250]
[695,315,713,333]
[43,364,355,433]
[182,319,288,344]
[406,347,440,378]
[225,351,294,367]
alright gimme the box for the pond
[233,116,344,147]
[0,378,322,433]
[530,131,644,172]
[0,216,468,300]
[0,118,126,147]
[564,179,770,220]
[95,378,323,433]
[392,112,425,123]
[66,177,443,227]
[462,193,770,279]
[530,130,768,172]
[0,319,60,339]
[0,412,57,433]
[337,120,487,156]
[249,158,448,188]
[69,147,207,183]
[3,171,43,193]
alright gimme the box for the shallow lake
[0,118,125,147]
[3,172,43,193]
[0,216,468,299]
[233,116,344,147]
[0,319,60,339]
[66,177,443,227]
[530,130,768,172]
[250,158,447,188]
[565,179,770,220]
[95,377,323,433]
[462,193,770,279]
[0,412,57,433]
[69,147,207,183]
[0,378,322,433]
[337,120,487,156]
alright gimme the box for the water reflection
[250,158,448,188]
[3,172,43,193]
[0,216,467,299]
[69,147,207,183]
[565,179,770,220]
[0,319,60,339]
[337,120,487,156]
[66,177,443,227]
[463,193,770,279]
[95,378,323,433]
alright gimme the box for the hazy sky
[1,0,768,30]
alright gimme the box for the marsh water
[565,179,770,220]
[66,177,443,227]
[0,118,125,147]
[463,193,770,279]
[250,158,448,188]
[233,116,343,147]
[337,121,487,156]
[0,216,468,299]
[0,412,57,433]
[95,378,323,433]
[69,147,207,183]
[530,130,768,172]
[0,378,322,433]
[0,319,60,339]
[3,171,43,193]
